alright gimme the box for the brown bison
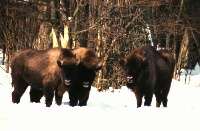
[28,47,102,107]
[11,48,78,107]
[120,46,175,108]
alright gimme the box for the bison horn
[57,60,64,67]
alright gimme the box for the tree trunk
[175,29,189,80]
[74,0,89,47]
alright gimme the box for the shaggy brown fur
[121,46,175,107]
[11,48,78,107]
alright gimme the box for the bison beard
[68,66,96,106]
[11,48,78,107]
[121,46,175,108]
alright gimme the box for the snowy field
[0,50,200,131]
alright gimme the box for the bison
[11,48,78,107]
[28,47,102,107]
[58,47,102,106]
[120,46,175,107]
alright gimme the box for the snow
[0,50,200,131]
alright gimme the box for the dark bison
[58,47,102,106]
[28,47,102,107]
[11,48,78,107]
[120,46,175,107]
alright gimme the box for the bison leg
[78,94,89,106]
[30,87,43,103]
[69,94,78,107]
[55,89,63,106]
[155,90,162,107]
[144,92,153,106]
[162,98,168,107]
[12,79,28,103]
[136,95,142,108]
[161,84,171,107]
[78,89,90,106]
[78,100,88,106]
[44,87,54,107]
[134,89,143,108]
[69,97,78,107]
[155,97,162,107]
[68,89,78,106]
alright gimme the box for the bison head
[120,48,147,89]
[73,47,103,88]
[57,49,79,86]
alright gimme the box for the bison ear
[57,60,63,67]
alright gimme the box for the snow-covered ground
[0,50,200,131]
